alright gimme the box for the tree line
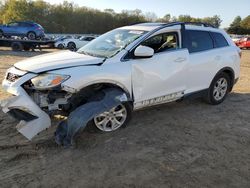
[227,16,250,35]
[0,0,248,34]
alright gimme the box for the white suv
[1,22,241,140]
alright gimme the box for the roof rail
[134,21,216,28]
[181,22,216,28]
[161,21,216,28]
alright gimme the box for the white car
[1,22,241,140]
[54,35,74,49]
[64,36,96,51]
[231,36,242,43]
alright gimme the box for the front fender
[51,62,132,98]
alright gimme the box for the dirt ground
[0,47,249,188]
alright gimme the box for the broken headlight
[31,73,70,90]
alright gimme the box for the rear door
[19,22,32,34]
[130,31,189,109]
[184,30,218,93]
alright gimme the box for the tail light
[36,27,44,31]
[239,51,242,58]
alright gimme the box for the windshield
[77,29,147,58]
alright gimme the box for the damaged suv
[1,22,241,140]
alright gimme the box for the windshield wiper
[79,51,103,58]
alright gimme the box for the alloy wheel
[94,104,127,132]
[213,77,228,101]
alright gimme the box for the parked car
[54,35,74,49]
[236,37,250,49]
[0,21,45,40]
[231,36,242,43]
[1,22,241,140]
[64,36,96,51]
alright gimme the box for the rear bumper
[1,79,51,140]
[34,30,45,38]
[234,78,239,85]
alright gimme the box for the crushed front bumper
[1,69,51,140]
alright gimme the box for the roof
[119,22,216,32]
[119,23,162,31]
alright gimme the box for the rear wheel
[23,45,30,51]
[27,32,36,40]
[205,72,230,105]
[57,43,64,49]
[67,42,76,51]
[11,42,23,51]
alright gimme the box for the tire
[205,72,231,105]
[57,44,64,49]
[86,102,133,133]
[27,32,36,40]
[11,42,23,51]
[23,46,30,51]
[0,30,3,38]
[67,42,76,51]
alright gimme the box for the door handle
[174,57,186,63]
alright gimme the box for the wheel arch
[65,80,133,111]
[213,67,235,90]
[27,31,36,35]
[67,41,76,47]
[27,31,36,38]
[81,80,131,99]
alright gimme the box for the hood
[14,51,104,73]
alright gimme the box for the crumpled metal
[55,88,128,147]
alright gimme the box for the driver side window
[142,32,179,53]
[8,22,19,27]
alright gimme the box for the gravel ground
[0,47,249,188]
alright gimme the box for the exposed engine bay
[22,81,120,117]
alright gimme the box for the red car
[237,37,250,49]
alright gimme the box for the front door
[5,22,20,35]
[130,32,189,109]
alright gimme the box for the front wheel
[57,43,64,49]
[205,72,230,105]
[67,42,76,51]
[89,103,132,133]
[27,32,36,40]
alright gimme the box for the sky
[45,0,250,28]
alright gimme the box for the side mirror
[134,45,154,58]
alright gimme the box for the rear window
[186,30,214,53]
[84,37,95,41]
[19,22,32,27]
[211,32,229,48]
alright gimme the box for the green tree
[0,0,224,33]
[144,12,158,22]
[227,15,250,34]
[227,16,242,34]
[202,15,222,28]
[178,15,192,22]
[241,15,250,29]
[157,14,171,23]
